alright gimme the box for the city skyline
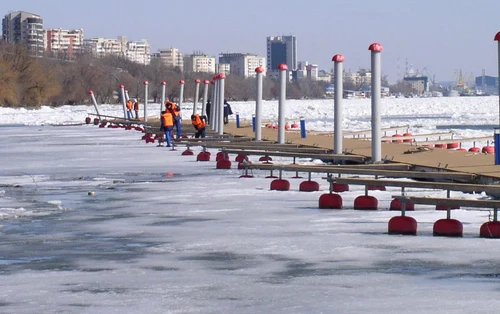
[2,0,500,84]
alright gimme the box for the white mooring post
[332,54,345,154]
[255,66,265,141]
[369,42,383,163]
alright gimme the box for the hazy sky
[3,0,500,83]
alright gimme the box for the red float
[182,149,194,156]
[482,146,495,154]
[318,193,343,209]
[391,134,403,143]
[259,156,273,162]
[216,152,229,161]
[270,179,290,191]
[368,185,386,191]
[125,126,132,130]
[299,180,320,192]
[469,147,480,152]
[93,118,100,125]
[435,204,460,211]
[285,123,290,130]
[447,142,459,149]
[388,216,417,235]
[479,221,500,238]
[353,195,378,210]
[433,218,463,237]
[216,159,232,169]
[390,199,415,211]
[146,138,155,144]
[291,123,299,129]
[99,123,106,128]
[85,117,91,124]
[235,154,248,163]
[332,183,349,193]
[434,143,446,149]
[197,152,210,162]
[402,132,413,143]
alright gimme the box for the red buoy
[392,134,403,143]
[99,123,106,128]
[85,117,91,124]
[216,152,229,161]
[285,123,290,130]
[197,152,210,162]
[433,218,463,237]
[332,183,349,193]
[93,118,100,125]
[354,195,378,210]
[291,122,299,129]
[447,142,459,149]
[402,132,413,143]
[299,180,320,192]
[182,149,194,156]
[390,198,415,211]
[435,204,460,211]
[318,193,343,209]
[239,174,254,178]
[368,185,386,191]
[216,159,232,169]
[388,216,417,235]
[480,221,500,238]
[259,156,273,162]
[235,154,247,163]
[434,143,446,149]
[270,179,290,191]
[482,146,495,154]
[469,147,480,152]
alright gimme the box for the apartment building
[218,53,265,78]
[125,39,150,65]
[158,47,184,70]
[44,28,84,59]
[2,11,44,56]
[184,52,216,73]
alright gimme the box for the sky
[3,0,500,83]
[2,98,500,312]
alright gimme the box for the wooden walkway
[222,122,500,184]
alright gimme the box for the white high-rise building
[83,36,150,65]
[2,11,44,56]
[219,53,266,77]
[126,39,150,65]
[158,48,184,70]
[184,52,216,73]
[44,28,84,59]
[84,36,126,58]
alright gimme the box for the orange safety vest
[191,114,205,129]
[169,102,181,118]
[133,102,139,110]
[161,111,174,127]
[126,100,133,110]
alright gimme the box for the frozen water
[1,98,500,313]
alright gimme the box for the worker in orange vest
[133,99,139,119]
[160,103,175,147]
[126,99,133,120]
[167,101,182,139]
[191,113,206,138]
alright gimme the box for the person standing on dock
[160,104,174,147]
[133,99,139,119]
[166,101,182,139]
[205,100,211,124]
[126,99,133,120]
[223,99,233,125]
